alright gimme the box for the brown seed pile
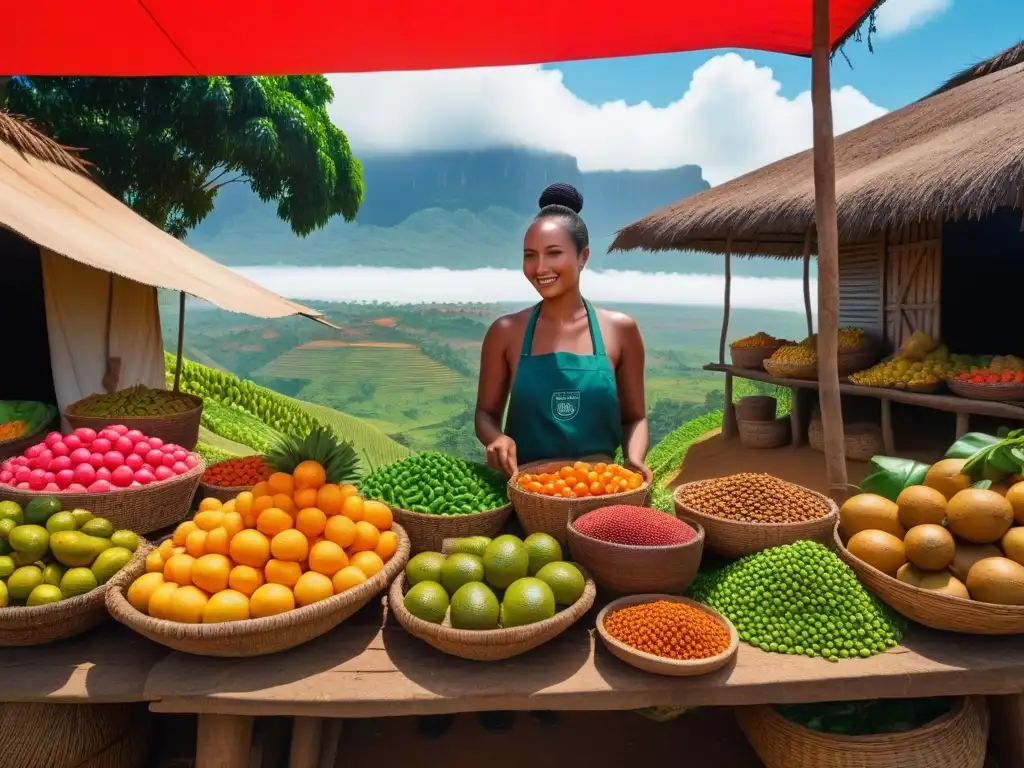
[676,473,830,523]
[604,600,731,661]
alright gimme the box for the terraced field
[293,399,411,468]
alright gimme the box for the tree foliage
[7,76,363,238]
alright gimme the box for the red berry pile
[955,368,1024,385]
[573,505,696,546]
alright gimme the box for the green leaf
[944,432,1001,460]
[972,479,993,490]
[858,457,930,502]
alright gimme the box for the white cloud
[874,0,952,38]
[326,53,887,185]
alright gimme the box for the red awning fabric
[6,1,877,76]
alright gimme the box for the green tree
[6,76,363,238]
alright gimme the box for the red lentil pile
[201,455,271,488]
[574,505,696,546]
[675,473,830,523]
[604,600,731,661]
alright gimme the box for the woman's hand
[624,456,650,480]
[486,435,519,476]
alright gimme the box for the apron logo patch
[551,390,581,422]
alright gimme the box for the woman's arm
[475,318,518,474]
[615,315,649,470]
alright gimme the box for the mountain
[188,148,807,278]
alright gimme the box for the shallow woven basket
[949,379,1024,402]
[0,541,150,647]
[390,503,513,554]
[508,459,653,546]
[566,509,704,595]
[837,345,878,376]
[809,418,882,462]
[738,418,791,449]
[833,526,1024,634]
[195,480,252,505]
[736,695,989,768]
[673,479,838,559]
[106,524,410,656]
[735,395,777,422]
[1,460,204,535]
[730,345,779,370]
[596,594,738,676]
[388,566,596,661]
[64,391,204,450]
[0,416,59,460]
[763,358,818,380]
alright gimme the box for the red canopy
[7,0,876,75]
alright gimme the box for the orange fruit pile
[515,461,643,498]
[127,460,397,624]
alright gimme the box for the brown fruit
[949,542,1002,582]
[896,485,947,529]
[916,571,970,599]
[1000,527,1024,566]
[965,557,1024,605]
[923,459,972,501]
[839,493,905,540]
[896,563,925,587]
[1005,482,1024,525]
[847,529,906,576]
[903,524,956,572]
[946,489,1014,544]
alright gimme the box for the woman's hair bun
[538,182,583,214]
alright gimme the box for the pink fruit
[44,472,56,483]
[55,469,75,489]
[43,483,61,492]
[148,437,164,449]
[145,450,164,467]
[133,441,151,456]
[172,449,188,463]
[110,466,134,487]
[99,429,120,442]
[44,431,63,448]
[28,469,47,490]
[110,425,129,436]
[171,461,190,475]
[114,437,134,455]
[154,466,175,482]
[87,480,112,493]
[92,438,112,454]
[16,482,30,490]
[69,448,92,466]
[67,483,88,493]
[124,453,144,471]
[0,471,12,484]
[130,481,142,487]
[25,443,44,459]
[125,429,146,444]
[0,460,10,473]
[103,451,125,470]
[88,452,105,469]
[184,454,199,469]
[63,434,83,452]
[14,466,31,483]
[51,441,69,457]
[95,467,112,482]
[161,453,177,468]
[49,456,72,473]
[134,469,155,485]
[73,464,96,486]
[11,456,27,467]
[74,427,97,444]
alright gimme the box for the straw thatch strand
[0,111,89,175]
[930,41,1024,97]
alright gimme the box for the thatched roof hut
[0,111,89,175]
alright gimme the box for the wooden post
[802,229,814,337]
[173,290,186,392]
[811,0,848,497]
[720,237,738,438]
[195,713,253,768]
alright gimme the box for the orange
[270,529,309,563]
[169,585,210,623]
[339,483,360,500]
[249,583,295,618]
[324,515,357,548]
[332,566,368,593]
[250,481,270,499]
[350,550,384,578]
[157,539,176,560]
[145,550,166,574]
[374,531,398,562]
[308,541,348,577]
[191,553,232,593]
[185,528,208,558]
[164,553,197,586]
[228,564,264,596]
[292,487,318,510]
[202,590,250,623]
[234,491,254,518]
[271,493,296,515]
[341,495,365,522]
[257,507,293,537]
[229,529,271,568]
[127,572,165,613]
[222,511,245,537]
[306,535,324,551]
[349,521,381,553]
[147,582,179,619]
[264,559,303,588]
[197,497,223,513]
[266,471,295,496]
[293,571,333,607]
[295,507,327,537]
[253,495,276,515]
[172,520,198,547]
[204,527,231,556]
[221,499,236,515]
[294,460,327,490]
[316,484,345,516]
[194,509,225,532]
[362,501,393,531]
[173,546,187,556]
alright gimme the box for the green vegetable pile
[200,399,285,453]
[689,541,904,663]
[360,452,508,515]
[194,441,237,466]
[776,697,953,735]
[72,384,194,417]
[0,401,57,439]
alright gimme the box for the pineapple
[265,426,362,484]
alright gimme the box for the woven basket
[390,503,513,555]
[738,418,791,449]
[0,416,59,460]
[763,358,818,380]
[596,594,738,676]
[64,391,204,450]
[833,526,1024,634]
[0,461,204,535]
[106,524,410,656]
[0,541,150,647]
[736,696,989,768]
[730,345,779,370]
[508,459,653,546]
[566,509,704,595]
[673,480,838,559]
[949,379,1024,402]
[388,566,596,661]
[809,418,883,462]
[735,395,777,422]
[837,345,878,376]
[195,480,251,505]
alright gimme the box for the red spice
[202,455,271,488]
[574,505,696,546]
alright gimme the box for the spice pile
[516,461,644,498]
[689,541,903,662]
[72,385,195,417]
[603,600,731,661]
[676,473,831,524]
[202,456,272,488]
[0,421,27,441]
[731,332,788,349]
[574,505,696,546]
[360,452,508,515]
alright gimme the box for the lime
[110,530,140,552]
[0,581,7,607]
[26,584,63,606]
[534,562,585,606]
[449,582,500,630]
[91,546,133,584]
[60,567,98,598]
[7,565,43,601]
[482,535,529,589]
[500,577,555,628]
[440,553,485,594]
[42,563,65,587]
[70,509,94,528]
[403,580,449,624]
[0,555,15,579]
[0,500,23,526]
[23,497,61,526]
[449,536,491,558]
[49,531,100,568]
[45,512,78,534]
[80,518,114,539]
[0,518,16,540]
[405,552,447,587]
[8,525,50,562]
[523,533,563,575]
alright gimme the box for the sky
[324,0,1022,186]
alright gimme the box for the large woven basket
[566,508,704,595]
[730,345,780,370]
[388,566,596,661]
[736,696,989,768]
[106,523,410,656]
[508,459,653,546]
[0,416,59,460]
[391,503,513,555]
[949,379,1024,402]
[1,461,204,535]
[0,541,150,647]
[809,418,883,462]
[673,480,838,558]
[833,526,1024,634]
[837,345,878,376]
[735,396,777,422]
[738,418,791,449]
[64,391,204,450]
[763,358,817,380]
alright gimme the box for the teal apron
[504,300,623,465]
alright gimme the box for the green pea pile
[688,541,904,663]
[360,452,508,515]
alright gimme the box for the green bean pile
[360,452,508,515]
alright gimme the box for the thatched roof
[0,111,89,175]
[930,40,1024,97]
[610,51,1024,258]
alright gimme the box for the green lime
[482,535,529,589]
[80,518,114,539]
[91,546,133,584]
[23,497,61,526]
[449,582,500,630]
[45,512,77,534]
[8,525,49,562]
[49,531,101,568]
[0,500,24,526]
[449,536,491,558]
[0,580,7,607]
[403,581,450,624]
[0,518,17,540]
[0,555,15,579]
[523,533,563,575]
[26,584,63,606]
[42,563,65,587]
[7,565,43,601]
[60,567,98,598]
[500,577,555,628]
[534,562,585,606]
[110,530,140,552]
[440,553,485,594]
[405,552,447,587]
[70,509,94,528]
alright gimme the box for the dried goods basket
[948,379,1024,402]
[508,459,653,546]
[63,391,204,450]
[737,418,790,449]
[388,566,596,661]
[837,344,878,377]
[673,479,838,559]
[763,358,817,380]
[0,542,151,647]
[105,524,410,656]
[389,502,513,554]
[736,695,988,768]
[0,416,59,460]
[596,594,738,676]
[730,345,780,370]
[735,396,777,422]
[808,418,882,462]
[833,526,1024,634]
[566,509,704,595]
